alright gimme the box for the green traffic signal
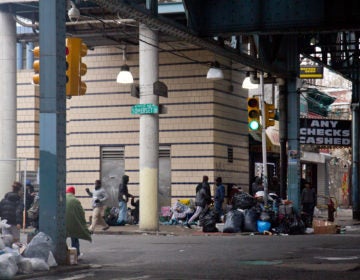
[249,120,260,131]
[247,97,260,131]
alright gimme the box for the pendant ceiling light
[116,47,133,84]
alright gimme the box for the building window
[227,146,233,163]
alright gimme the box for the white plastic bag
[1,234,14,247]
[0,237,5,250]
[47,251,58,267]
[0,218,11,229]
[17,257,34,274]
[29,257,50,271]
[0,253,18,279]
[23,232,54,261]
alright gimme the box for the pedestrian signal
[264,102,275,128]
[66,37,88,96]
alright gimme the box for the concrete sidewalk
[21,207,360,237]
[89,207,360,236]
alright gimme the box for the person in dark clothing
[251,176,263,196]
[117,175,132,225]
[196,175,211,198]
[214,177,225,220]
[301,182,317,226]
[130,196,139,224]
[0,181,24,243]
[25,180,36,227]
[25,180,35,210]
[185,176,212,228]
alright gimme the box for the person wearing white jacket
[86,180,110,233]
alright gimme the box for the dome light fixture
[68,1,80,22]
[242,72,259,89]
[206,61,224,80]
[116,47,133,84]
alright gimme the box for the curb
[14,264,92,279]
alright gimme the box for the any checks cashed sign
[300,118,351,146]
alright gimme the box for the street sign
[131,103,159,115]
[299,66,323,79]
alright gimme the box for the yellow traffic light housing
[66,37,88,96]
[247,97,260,131]
[264,102,275,128]
[32,46,40,85]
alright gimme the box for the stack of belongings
[168,200,194,225]
[223,191,283,234]
[0,219,58,279]
[199,207,219,233]
[273,200,306,235]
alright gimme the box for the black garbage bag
[232,192,256,210]
[200,208,219,232]
[223,209,244,233]
[289,214,305,235]
[243,207,259,232]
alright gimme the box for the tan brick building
[16,42,249,217]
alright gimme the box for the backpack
[27,197,39,220]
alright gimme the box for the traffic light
[264,102,275,128]
[32,46,40,85]
[247,97,260,131]
[66,37,88,96]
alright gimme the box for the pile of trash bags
[223,191,306,235]
[0,219,57,279]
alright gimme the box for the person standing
[65,186,92,258]
[214,177,225,220]
[0,182,24,243]
[196,175,211,197]
[86,180,110,233]
[251,176,263,196]
[117,175,132,225]
[301,182,317,226]
[25,180,36,227]
[185,176,212,228]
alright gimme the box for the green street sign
[131,103,159,115]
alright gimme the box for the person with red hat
[66,186,91,258]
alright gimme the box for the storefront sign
[299,66,323,79]
[300,118,351,146]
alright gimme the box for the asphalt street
[18,229,360,280]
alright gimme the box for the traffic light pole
[260,73,268,207]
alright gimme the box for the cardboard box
[313,219,337,234]
[66,247,78,265]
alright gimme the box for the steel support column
[38,0,67,264]
[138,23,159,231]
[0,11,16,200]
[286,36,301,211]
[351,62,360,220]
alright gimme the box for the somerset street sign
[131,104,159,115]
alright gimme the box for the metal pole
[279,84,288,199]
[260,73,268,207]
[22,158,27,229]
